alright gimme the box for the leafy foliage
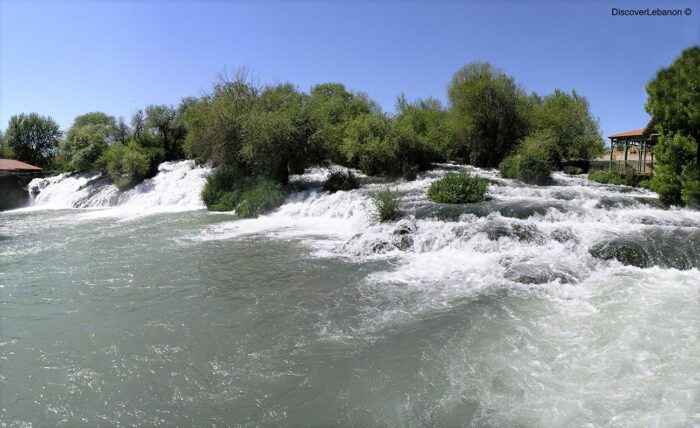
[201,167,286,216]
[305,83,379,164]
[0,131,14,158]
[651,133,697,205]
[681,164,700,206]
[447,62,530,167]
[499,155,520,179]
[235,179,286,218]
[427,171,487,203]
[370,187,401,222]
[646,46,700,165]
[645,47,700,205]
[61,112,117,171]
[500,130,555,185]
[588,170,625,186]
[323,170,360,193]
[98,141,150,189]
[5,113,61,168]
[530,89,604,163]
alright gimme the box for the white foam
[25,160,212,219]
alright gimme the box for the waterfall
[27,160,212,215]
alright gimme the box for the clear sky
[1,0,699,142]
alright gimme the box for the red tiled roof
[609,118,658,139]
[0,159,42,171]
[608,128,645,139]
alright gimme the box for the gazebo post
[609,140,614,171]
[623,141,628,174]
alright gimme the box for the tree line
[1,61,613,211]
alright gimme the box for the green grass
[235,180,286,217]
[370,187,400,222]
[427,171,487,204]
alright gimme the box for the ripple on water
[1,163,699,426]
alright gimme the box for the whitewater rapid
[26,160,212,217]
[12,160,700,426]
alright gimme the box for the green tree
[184,70,260,166]
[0,130,13,158]
[61,112,117,171]
[113,117,132,145]
[305,83,379,164]
[646,46,700,165]
[394,94,452,168]
[341,113,393,175]
[5,113,61,168]
[646,46,700,205]
[651,133,697,205]
[516,129,556,185]
[98,140,150,189]
[531,89,604,164]
[447,62,530,167]
[144,104,188,160]
[248,83,313,176]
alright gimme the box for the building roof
[643,117,657,136]
[0,159,42,171]
[608,118,658,140]
[608,128,645,139]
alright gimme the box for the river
[1,160,698,426]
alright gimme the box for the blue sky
[1,0,699,142]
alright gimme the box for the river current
[1,160,698,426]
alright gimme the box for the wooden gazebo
[607,118,658,175]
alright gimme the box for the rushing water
[1,161,699,426]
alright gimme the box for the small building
[0,158,43,175]
[606,118,658,175]
[0,159,42,210]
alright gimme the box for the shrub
[563,165,584,175]
[202,168,285,216]
[650,133,697,206]
[427,171,487,203]
[637,178,652,189]
[499,155,520,179]
[681,164,700,206]
[588,170,625,186]
[515,131,555,185]
[323,170,360,193]
[202,166,240,210]
[370,187,400,222]
[98,141,150,189]
[517,151,552,185]
[235,179,286,217]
